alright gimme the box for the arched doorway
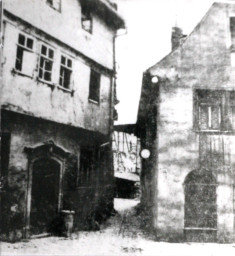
[30,158,61,235]
[24,141,70,238]
[184,169,217,242]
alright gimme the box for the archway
[30,158,61,235]
[184,169,217,242]
[24,140,70,238]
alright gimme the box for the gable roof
[136,2,235,128]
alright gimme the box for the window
[59,55,72,89]
[78,149,93,186]
[38,44,54,82]
[89,69,101,103]
[46,0,61,11]
[15,34,35,76]
[197,90,221,130]
[81,3,92,33]
[194,90,235,132]
[0,132,11,189]
[230,17,235,50]
[230,92,235,129]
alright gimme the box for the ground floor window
[78,148,94,186]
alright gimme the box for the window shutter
[21,51,36,77]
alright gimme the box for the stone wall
[145,3,235,242]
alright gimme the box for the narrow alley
[1,198,235,256]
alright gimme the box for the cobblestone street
[1,198,235,256]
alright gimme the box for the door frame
[24,140,69,238]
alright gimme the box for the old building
[137,2,235,243]
[0,0,124,241]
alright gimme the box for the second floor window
[197,90,221,130]
[15,33,34,76]
[38,45,54,82]
[89,69,101,103]
[59,55,72,89]
[230,92,235,128]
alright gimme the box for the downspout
[0,0,3,109]
[109,27,127,205]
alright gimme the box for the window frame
[77,148,94,187]
[58,55,73,90]
[14,33,35,76]
[194,89,235,133]
[38,44,55,84]
[88,69,101,104]
[230,91,235,130]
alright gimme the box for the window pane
[61,56,66,65]
[39,57,44,68]
[67,59,72,68]
[39,68,43,78]
[59,67,64,86]
[48,49,54,59]
[44,71,51,81]
[199,105,208,130]
[18,34,25,46]
[64,69,71,89]
[59,76,63,86]
[41,45,47,55]
[231,106,235,129]
[15,47,23,71]
[45,60,52,71]
[89,70,100,102]
[211,106,220,129]
[27,38,33,49]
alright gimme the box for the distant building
[0,0,124,241]
[137,2,235,243]
[112,124,141,198]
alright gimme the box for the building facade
[137,2,235,243]
[0,0,124,241]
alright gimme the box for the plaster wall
[1,21,111,135]
[1,111,111,240]
[3,0,115,69]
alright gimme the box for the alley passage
[1,199,235,256]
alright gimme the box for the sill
[11,68,33,79]
[31,233,50,239]
[37,77,55,89]
[194,129,235,134]
[57,85,75,96]
[184,227,217,231]
[76,186,92,189]
[89,98,99,105]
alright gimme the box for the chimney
[171,27,186,51]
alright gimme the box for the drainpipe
[0,0,3,108]
[109,27,127,206]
